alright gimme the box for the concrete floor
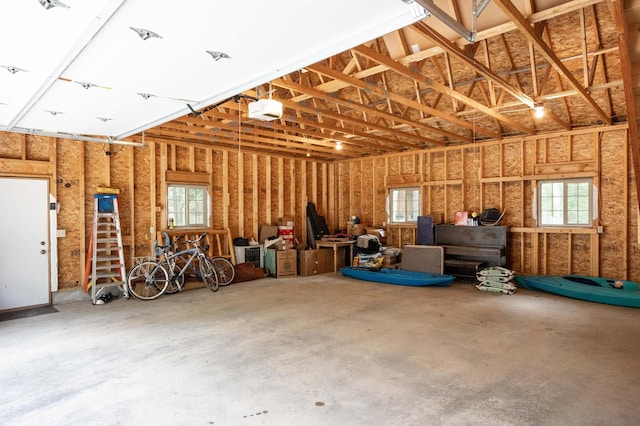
[1,274,639,426]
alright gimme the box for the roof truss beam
[492,0,612,125]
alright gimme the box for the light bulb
[534,103,545,119]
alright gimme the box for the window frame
[536,178,594,228]
[388,187,421,224]
[166,183,210,229]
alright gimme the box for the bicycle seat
[153,241,172,256]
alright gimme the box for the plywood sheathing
[340,125,637,280]
[56,139,84,287]
[109,146,132,260]
[133,143,152,259]
[599,130,629,278]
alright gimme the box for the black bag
[479,208,503,226]
[233,237,249,246]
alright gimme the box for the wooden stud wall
[1,122,638,291]
[335,124,639,281]
[0,132,335,292]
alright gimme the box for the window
[537,179,592,226]
[389,187,420,224]
[167,184,209,228]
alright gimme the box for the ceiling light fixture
[206,51,231,61]
[130,27,162,41]
[335,141,343,150]
[2,65,28,74]
[533,103,545,118]
[38,0,70,10]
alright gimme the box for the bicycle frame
[127,232,218,300]
[165,247,205,280]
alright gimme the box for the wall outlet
[597,226,604,234]
[56,229,66,238]
[150,226,155,234]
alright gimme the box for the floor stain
[243,410,268,418]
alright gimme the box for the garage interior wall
[0,123,638,293]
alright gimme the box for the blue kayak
[514,274,640,308]
[340,267,455,287]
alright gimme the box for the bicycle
[157,235,201,294]
[208,256,235,286]
[159,234,234,290]
[127,233,218,300]
[161,233,234,287]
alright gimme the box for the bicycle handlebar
[181,232,209,249]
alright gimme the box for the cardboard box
[349,223,367,237]
[259,225,278,245]
[430,213,444,224]
[265,248,297,277]
[365,228,387,244]
[277,226,294,249]
[382,254,396,268]
[298,250,316,276]
[299,248,345,276]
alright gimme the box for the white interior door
[0,178,50,310]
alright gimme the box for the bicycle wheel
[127,261,169,300]
[210,257,235,286]
[158,259,185,294]
[199,258,219,292]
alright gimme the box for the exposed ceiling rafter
[492,0,612,125]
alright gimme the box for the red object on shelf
[454,211,469,226]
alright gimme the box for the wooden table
[315,240,355,273]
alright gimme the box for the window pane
[577,197,588,211]
[538,179,592,227]
[552,197,563,211]
[167,186,185,226]
[578,183,589,196]
[167,184,207,228]
[553,182,563,195]
[577,211,590,224]
[389,188,419,224]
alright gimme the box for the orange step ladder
[84,194,128,304]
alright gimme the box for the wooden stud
[128,145,135,260]
[266,156,272,225]
[160,144,167,229]
[223,151,229,230]
[252,154,258,239]
[79,140,86,290]
[149,141,157,254]
[237,152,244,238]
[278,157,284,220]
